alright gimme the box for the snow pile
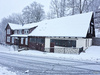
[99,6,100,9]
[8,23,37,30]
[0,45,14,52]
[78,46,100,61]
[0,66,16,75]
[9,46,15,51]
[0,45,100,62]
[16,46,100,62]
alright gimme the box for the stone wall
[65,48,79,54]
[54,46,80,54]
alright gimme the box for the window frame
[51,39,76,47]
[7,29,10,34]
[14,30,17,34]
[7,36,10,42]
[21,38,24,44]
[30,37,45,44]
[19,30,22,34]
[12,37,14,43]
[24,29,29,34]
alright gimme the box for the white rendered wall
[76,38,92,50]
[76,39,86,50]
[45,37,92,52]
[45,38,50,52]
[89,39,92,46]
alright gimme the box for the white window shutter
[12,37,14,43]
[7,36,10,42]
[7,29,10,34]
[21,38,24,44]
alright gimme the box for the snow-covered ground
[0,45,100,63]
[0,45,100,74]
[0,66,16,75]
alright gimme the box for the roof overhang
[11,34,28,37]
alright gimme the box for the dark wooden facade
[5,24,14,45]
[86,14,95,38]
[29,26,37,34]
[5,24,37,48]
[28,36,45,51]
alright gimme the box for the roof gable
[8,23,38,30]
[5,24,11,30]
[29,12,93,37]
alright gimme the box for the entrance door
[50,43,54,52]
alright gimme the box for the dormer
[14,30,17,34]
[24,29,29,34]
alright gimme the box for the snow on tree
[48,0,100,18]
[22,2,45,24]
[0,1,45,42]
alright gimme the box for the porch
[10,35,29,50]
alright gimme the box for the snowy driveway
[0,52,100,75]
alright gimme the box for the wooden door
[50,43,54,52]
[23,38,25,46]
[40,44,44,51]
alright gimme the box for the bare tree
[68,0,100,14]
[47,11,55,19]
[0,13,24,42]
[22,2,45,24]
[50,0,60,18]
[66,0,78,15]
[22,6,31,24]
[49,0,69,18]
[59,0,67,17]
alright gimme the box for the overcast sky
[0,0,51,22]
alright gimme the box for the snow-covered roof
[11,34,28,37]
[8,23,37,30]
[99,6,100,9]
[29,12,93,37]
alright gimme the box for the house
[5,12,95,54]
[28,12,95,54]
[5,23,37,48]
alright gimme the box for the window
[24,29,29,34]
[25,38,28,45]
[12,37,14,43]
[19,30,22,34]
[21,38,24,44]
[7,29,10,34]
[30,38,36,43]
[51,39,76,47]
[14,30,17,34]
[71,40,76,47]
[88,27,90,33]
[30,38,45,44]
[7,36,10,42]
[91,26,93,34]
